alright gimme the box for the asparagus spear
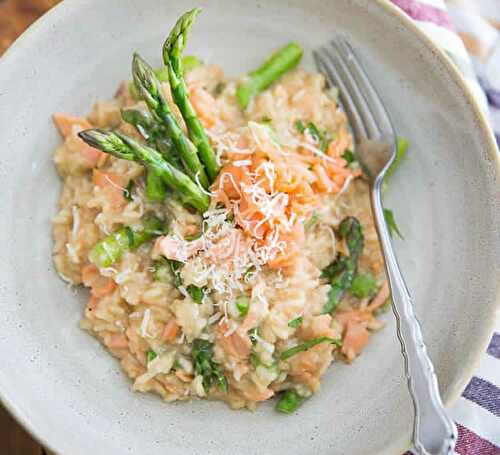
[121,108,159,139]
[144,168,167,202]
[121,108,172,202]
[162,8,220,182]
[236,42,303,109]
[276,389,303,414]
[89,216,163,268]
[321,217,364,314]
[192,339,228,392]
[121,108,183,169]
[132,53,210,189]
[78,129,210,212]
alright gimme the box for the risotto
[51,9,388,412]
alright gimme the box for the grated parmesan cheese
[65,243,79,264]
[71,205,80,240]
[140,308,151,338]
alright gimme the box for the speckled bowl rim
[0,1,498,454]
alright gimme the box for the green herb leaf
[125,226,135,248]
[295,119,306,133]
[280,337,342,360]
[250,352,260,368]
[295,121,333,152]
[152,260,170,283]
[235,296,250,317]
[288,317,303,328]
[187,284,204,304]
[306,122,321,141]
[342,149,355,164]
[244,265,256,280]
[123,180,134,201]
[147,350,157,363]
[259,116,272,124]
[184,233,201,241]
[304,212,318,230]
[168,260,184,288]
[276,389,303,414]
[350,273,378,298]
[383,208,403,239]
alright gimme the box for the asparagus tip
[78,128,109,150]
[163,8,201,59]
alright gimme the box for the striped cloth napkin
[391,2,500,454]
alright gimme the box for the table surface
[0,3,61,452]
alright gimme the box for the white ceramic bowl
[0,1,499,454]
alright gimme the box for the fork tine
[313,48,368,142]
[324,41,382,140]
[333,37,395,142]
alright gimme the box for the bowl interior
[0,1,498,454]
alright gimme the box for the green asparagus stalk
[276,389,303,414]
[78,129,210,212]
[162,8,220,182]
[89,216,163,268]
[236,42,303,109]
[121,108,159,139]
[121,108,172,202]
[192,339,228,392]
[321,217,364,314]
[132,53,209,189]
[121,108,183,170]
[128,59,201,100]
[143,169,166,202]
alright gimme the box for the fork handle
[371,187,457,455]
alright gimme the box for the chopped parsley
[146,349,157,363]
[287,317,303,328]
[187,285,204,304]
[295,119,333,152]
[125,226,135,248]
[280,337,342,360]
[304,212,318,230]
[342,149,356,164]
[250,352,260,368]
[168,259,184,288]
[184,231,202,241]
[152,260,170,283]
[235,296,250,317]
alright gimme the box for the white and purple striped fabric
[390,2,500,454]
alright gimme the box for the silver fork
[314,38,457,455]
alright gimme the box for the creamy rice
[52,64,386,410]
